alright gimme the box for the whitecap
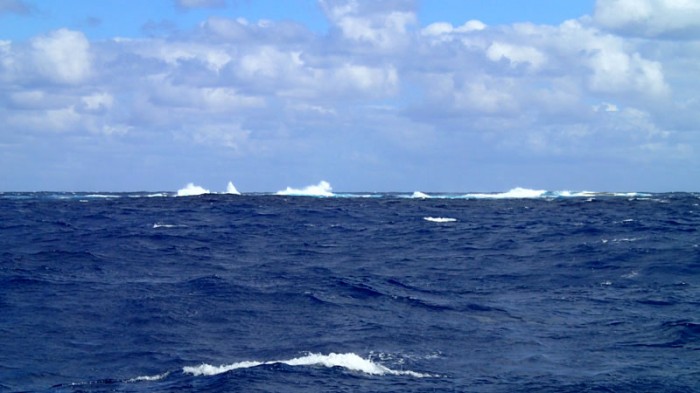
[177,183,210,196]
[84,194,120,198]
[153,223,186,229]
[423,217,457,223]
[411,191,431,199]
[128,372,169,382]
[127,193,168,198]
[613,192,651,197]
[182,352,432,378]
[276,181,334,197]
[225,181,241,195]
[183,360,263,376]
[552,190,598,198]
[463,187,547,199]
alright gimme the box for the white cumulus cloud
[593,0,700,38]
[31,29,92,84]
[1,1,698,191]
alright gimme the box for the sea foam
[128,372,169,382]
[182,352,431,378]
[177,183,210,196]
[424,217,457,223]
[276,181,334,197]
[463,187,546,199]
[411,191,431,199]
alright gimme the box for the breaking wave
[127,372,170,382]
[276,181,334,197]
[1,187,662,201]
[424,217,457,223]
[459,188,652,199]
[183,352,431,378]
[176,183,210,197]
[225,181,241,195]
[177,181,240,196]
[463,187,547,199]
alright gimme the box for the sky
[1,0,699,192]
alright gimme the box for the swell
[2,194,700,392]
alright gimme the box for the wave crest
[411,191,431,199]
[176,183,210,197]
[182,352,431,378]
[276,181,334,197]
[424,217,457,223]
[464,187,546,199]
[225,181,241,195]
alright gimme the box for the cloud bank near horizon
[0,0,698,191]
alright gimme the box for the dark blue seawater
[1,191,699,392]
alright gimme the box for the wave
[182,352,431,378]
[225,181,241,195]
[411,191,431,199]
[127,372,170,382]
[84,194,121,198]
[458,188,656,199]
[176,183,210,197]
[424,217,457,223]
[463,187,547,199]
[1,188,665,201]
[152,223,187,229]
[276,181,334,197]
[140,193,169,198]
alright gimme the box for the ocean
[1,189,699,392]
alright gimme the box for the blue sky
[1,0,699,192]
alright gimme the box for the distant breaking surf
[35,183,656,200]
[176,181,241,196]
[276,181,334,197]
[176,183,210,196]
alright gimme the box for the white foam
[552,190,598,198]
[613,192,649,197]
[411,191,431,199]
[177,183,210,196]
[463,187,547,199]
[276,181,334,197]
[225,181,241,195]
[84,194,120,198]
[128,372,169,382]
[424,217,457,223]
[183,360,263,376]
[128,193,169,198]
[183,352,431,378]
[153,223,186,228]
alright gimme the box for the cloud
[173,0,226,10]
[0,0,32,15]
[486,41,546,70]
[319,0,417,50]
[1,1,698,191]
[593,0,700,39]
[421,20,486,38]
[31,29,92,84]
[191,123,251,151]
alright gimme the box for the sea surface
[1,190,699,392]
